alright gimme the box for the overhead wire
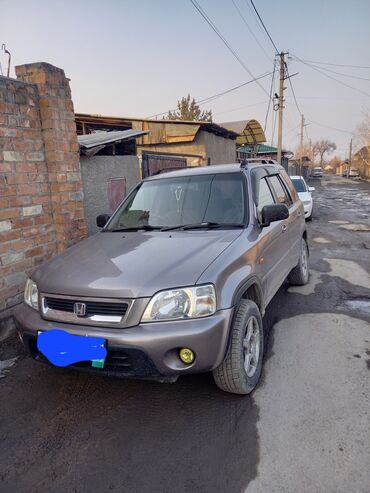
[213,100,268,116]
[263,60,276,132]
[292,55,370,98]
[146,71,272,119]
[304,63,370,82]
[189,0,270,96]
[249,0,279,55]
[301,59,370,70]
[306,118,354,135]
[231,0,272,63]
[285,63,302,116]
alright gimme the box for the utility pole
[277,52,286,164]
[299,114,304,176]
[348,138,352,176]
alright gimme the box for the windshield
[106,173,246,230]
[291,178,307,193]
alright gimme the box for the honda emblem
[74,302,86,317]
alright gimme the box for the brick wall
[0,62,87,318]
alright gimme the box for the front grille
[44,297,129,318]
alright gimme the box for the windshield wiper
[110,225,162,232]
[161,222,245,231]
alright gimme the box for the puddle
[0,357,18,379]
[339,224,370,232]
[329,220,349,225]
[342,300,370,316]
[313,237,332,244]
[324,258,370,290]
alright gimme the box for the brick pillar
[15,63,87,252]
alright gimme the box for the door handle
[282,224,287,232]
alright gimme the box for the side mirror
[261,204,289,228]
[308,186,315,192]
[96,214,111,228]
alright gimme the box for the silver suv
[15,161,309,395]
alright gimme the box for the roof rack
[240,158,278,168]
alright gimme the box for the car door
[267,173,302,276]
[277,171,304,266]
[254,176,291,305]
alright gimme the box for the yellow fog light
[179,348,195,365]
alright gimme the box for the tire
[288,237,309,285]
[213,299,264,395]
[306,212,312,221]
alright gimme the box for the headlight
[141,284,216,322]
[24,278,39,310]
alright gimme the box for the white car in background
[290,176,315,220]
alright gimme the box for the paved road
[1,175,369,493]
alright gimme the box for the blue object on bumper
[37,329,107,367]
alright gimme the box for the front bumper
[303,202,313,218]
[14,303,234,380]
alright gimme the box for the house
[75,114,243,233]
[235,143,293,172]
[75,114,238,169]
[352,146,370,179]
[77,129,148,234]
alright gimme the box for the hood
[32,230,242,298]
[297,191,312,202]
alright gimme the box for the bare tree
[353,110,370,151]
[313,139,336,167]
[294,139,318,164]
[327,155,342,172]
[164,94,212,122]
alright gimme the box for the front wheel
[288,237,309,285]
[213,300,264,395]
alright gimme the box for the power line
[292,55,370,98]
[249,0,279,55]
[197,72,271,105]
[213,100,268,116]
[146,71,272,119]
[285,64,302,116]
[264,60,276,132]
[306,118,354,135]
[231,0,272,63]
[189,0,270,96]
[302,59,370,70]
[304,62,370,81]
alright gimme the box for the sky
[1,0,370,158]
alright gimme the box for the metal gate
[141,153,187,178]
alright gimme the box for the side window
[279,169,299,201]
[258,178,275,214]
[268,175,292,207]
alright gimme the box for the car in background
[348,168,360,178]
[311,167,323,178]
[290,175,314,220]
[342,168,360,178]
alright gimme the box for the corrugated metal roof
[78,129,149,149]
[75,114,238,142]
[220,119,266,145]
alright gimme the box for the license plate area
[37,329,107,368]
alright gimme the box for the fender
[231,275,264,314]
